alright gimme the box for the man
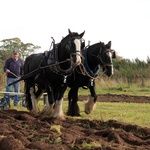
[4,50,24,106]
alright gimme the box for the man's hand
[6,69,10,73]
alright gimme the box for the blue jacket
[4,57,24,78]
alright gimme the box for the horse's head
[60,29,85,67]
[98,41,116,77]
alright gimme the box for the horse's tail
[24,81,33,111]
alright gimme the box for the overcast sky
[0,0,150,61]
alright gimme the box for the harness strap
[99,49,113,67]
[47,44,74,75]
[105,64,113,67]
[84,48,100,77]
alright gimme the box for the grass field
[1,77,150,128]
[9,100,150,128]
[64,101,150,128]
[95,78,150,96]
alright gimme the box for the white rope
[77,62,105,80]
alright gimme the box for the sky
[0,0,150,61]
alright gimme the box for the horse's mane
[59,34,70,47]
[61,32,81,41]
[89,42,104,50]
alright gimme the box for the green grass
[50,125,62,135]
[9,100,150,128]
[92,102,150,127]
[94,79,150,96]
[63,101,150,128]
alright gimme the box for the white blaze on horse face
[74,39,81,65]
[108,51,114,75]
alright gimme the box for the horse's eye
[65,45,70,50]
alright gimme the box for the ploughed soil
[0,94,150,150]
[78,94,150,103]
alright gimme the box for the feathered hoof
[30,108,40,114]
[51,113,66,120]
[41,109,53,116]
[41,104,55,116]
[84,108,91,114]
[67,110,81,117]
[41,110,51,116]
[84,103,93,114]
[28,105,40,115]
[84,99,96,114]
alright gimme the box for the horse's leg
[51,97,64,118]
[85,80,97,114]
[67,88,73,115]
[35,88,43,101]
[24,81,33,111]
[41,85,55,116]
[67,87,80,116]
[34,87,44,110]
[51,86,67,118]
[29,86,40,113]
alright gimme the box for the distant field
[66,78,150,96]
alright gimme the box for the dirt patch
[0,95,150,150]
[78,94,150,103]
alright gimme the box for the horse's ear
[44,51,49,57]
[111,49,116,58]
[81,39,85,49]
[79,31,85,38]
[107,41,111,49]
[68,29,72,35]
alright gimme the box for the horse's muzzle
[104,65,114,77]
[72,53,81,66]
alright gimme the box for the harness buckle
[63,75,67,83]
[90,78,94,86]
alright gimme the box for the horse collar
[84,48,100,77]
[47,44,73,76]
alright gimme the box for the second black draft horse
[67,41,116,116]
[24,29,85,118]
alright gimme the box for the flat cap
[12,50,19,53]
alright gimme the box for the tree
[0,37,41,62]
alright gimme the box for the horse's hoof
[51,113,66,120]
[85,110,91,114]
[67,111,81,117]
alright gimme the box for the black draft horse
[24,29,85,118]
[67,41,116,116]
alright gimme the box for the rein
[77,62,106,80]
[90,49,113,68]
[9,72,20,78]
[8,59,71,86]
[48,44,82,75]
[99,49,113,67]
[84,48,100,77]
[76,46,113,80]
